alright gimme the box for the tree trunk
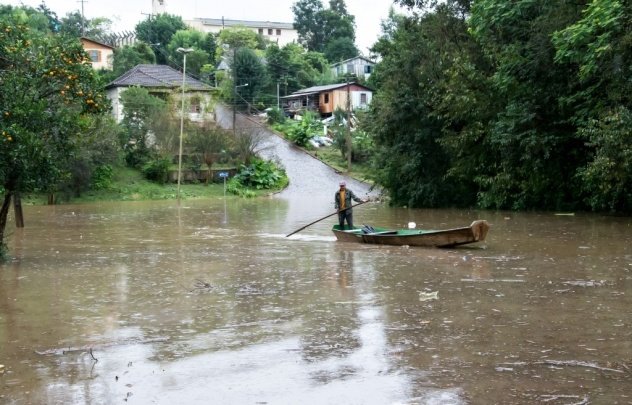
[13,192,24,228]
[0,192,13,246]
[204,154,214,186]
[48,193,55,205]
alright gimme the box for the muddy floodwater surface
[0,199,631,404]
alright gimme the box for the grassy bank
[23,166,280,205]
[308,146,373,183]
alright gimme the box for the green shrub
[266,107,286,125]
[227,158,288,197]
[234,158,285,189]
[352,130,374,162]
[91,164,114,190]
[125,147,152,169]
[286,112,321,147]
[226,178,257,198]
[142,158,171,184]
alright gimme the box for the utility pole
[78,0,87,36]
[346,75,352,172]
[232,47,236,137]
[231,48,247,136]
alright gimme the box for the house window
[190,101,201,113]
[268,28,273,35]
[88,50,101,62]
[324,93,329,103]
[347,63,353,74]
[276,29,281,35]
[258,28,263,34]
[364,65,372,74]
[360,93,367,105]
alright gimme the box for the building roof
[330,56,376,68]
[80,37,115,50]
[283,82,373,98]
[106,64,212,90]
[193,18,294,30]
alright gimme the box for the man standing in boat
[335,181,365,230]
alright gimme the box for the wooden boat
[332,220,490,248]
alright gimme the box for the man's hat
[339,181,346,186]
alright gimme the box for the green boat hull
[332,220,490,248]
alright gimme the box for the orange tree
[0,17,107,256]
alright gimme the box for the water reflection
[0,201,630,404]
[300,249,361,364]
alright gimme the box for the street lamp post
[232,83,248,136]
[176,47,194,203]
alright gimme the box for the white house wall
[352,91,372,110]
[107,87,124,122]
[106,87,215,123]
[185,20,299,47]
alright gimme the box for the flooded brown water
[1,199,631,404]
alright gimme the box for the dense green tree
[118,87,166,167]
[551,0,632,212]
[292,0,357,57]
[146,96,181,158]
[112,42,156,77]
[292,0,325,51]
[367,4,478,207]
[0,15,108,253]
[188,123,231,184]
[217,26,264,52]
[322,0,356,43]
[324,36,358,62]
[465,0,593,210]
[577,107,632,212]
[59,11,112,38]
[233,47,269,111]
[135,14,186,64]
[265,43,329,98]
[0,4,57,32]
[369,0,632,213]
[60,115,123,198]
[167,30,212,76]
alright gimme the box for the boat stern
[470,220,490,242]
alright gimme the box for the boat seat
[362,225,376,234]
[361,225,397,235]
[371,230,398,235]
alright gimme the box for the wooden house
[281,82,373,117]
[330,56,376,81]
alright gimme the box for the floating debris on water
[562,280,607,287]
[419,291,439,302]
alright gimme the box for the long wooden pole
[285,200,367,237]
